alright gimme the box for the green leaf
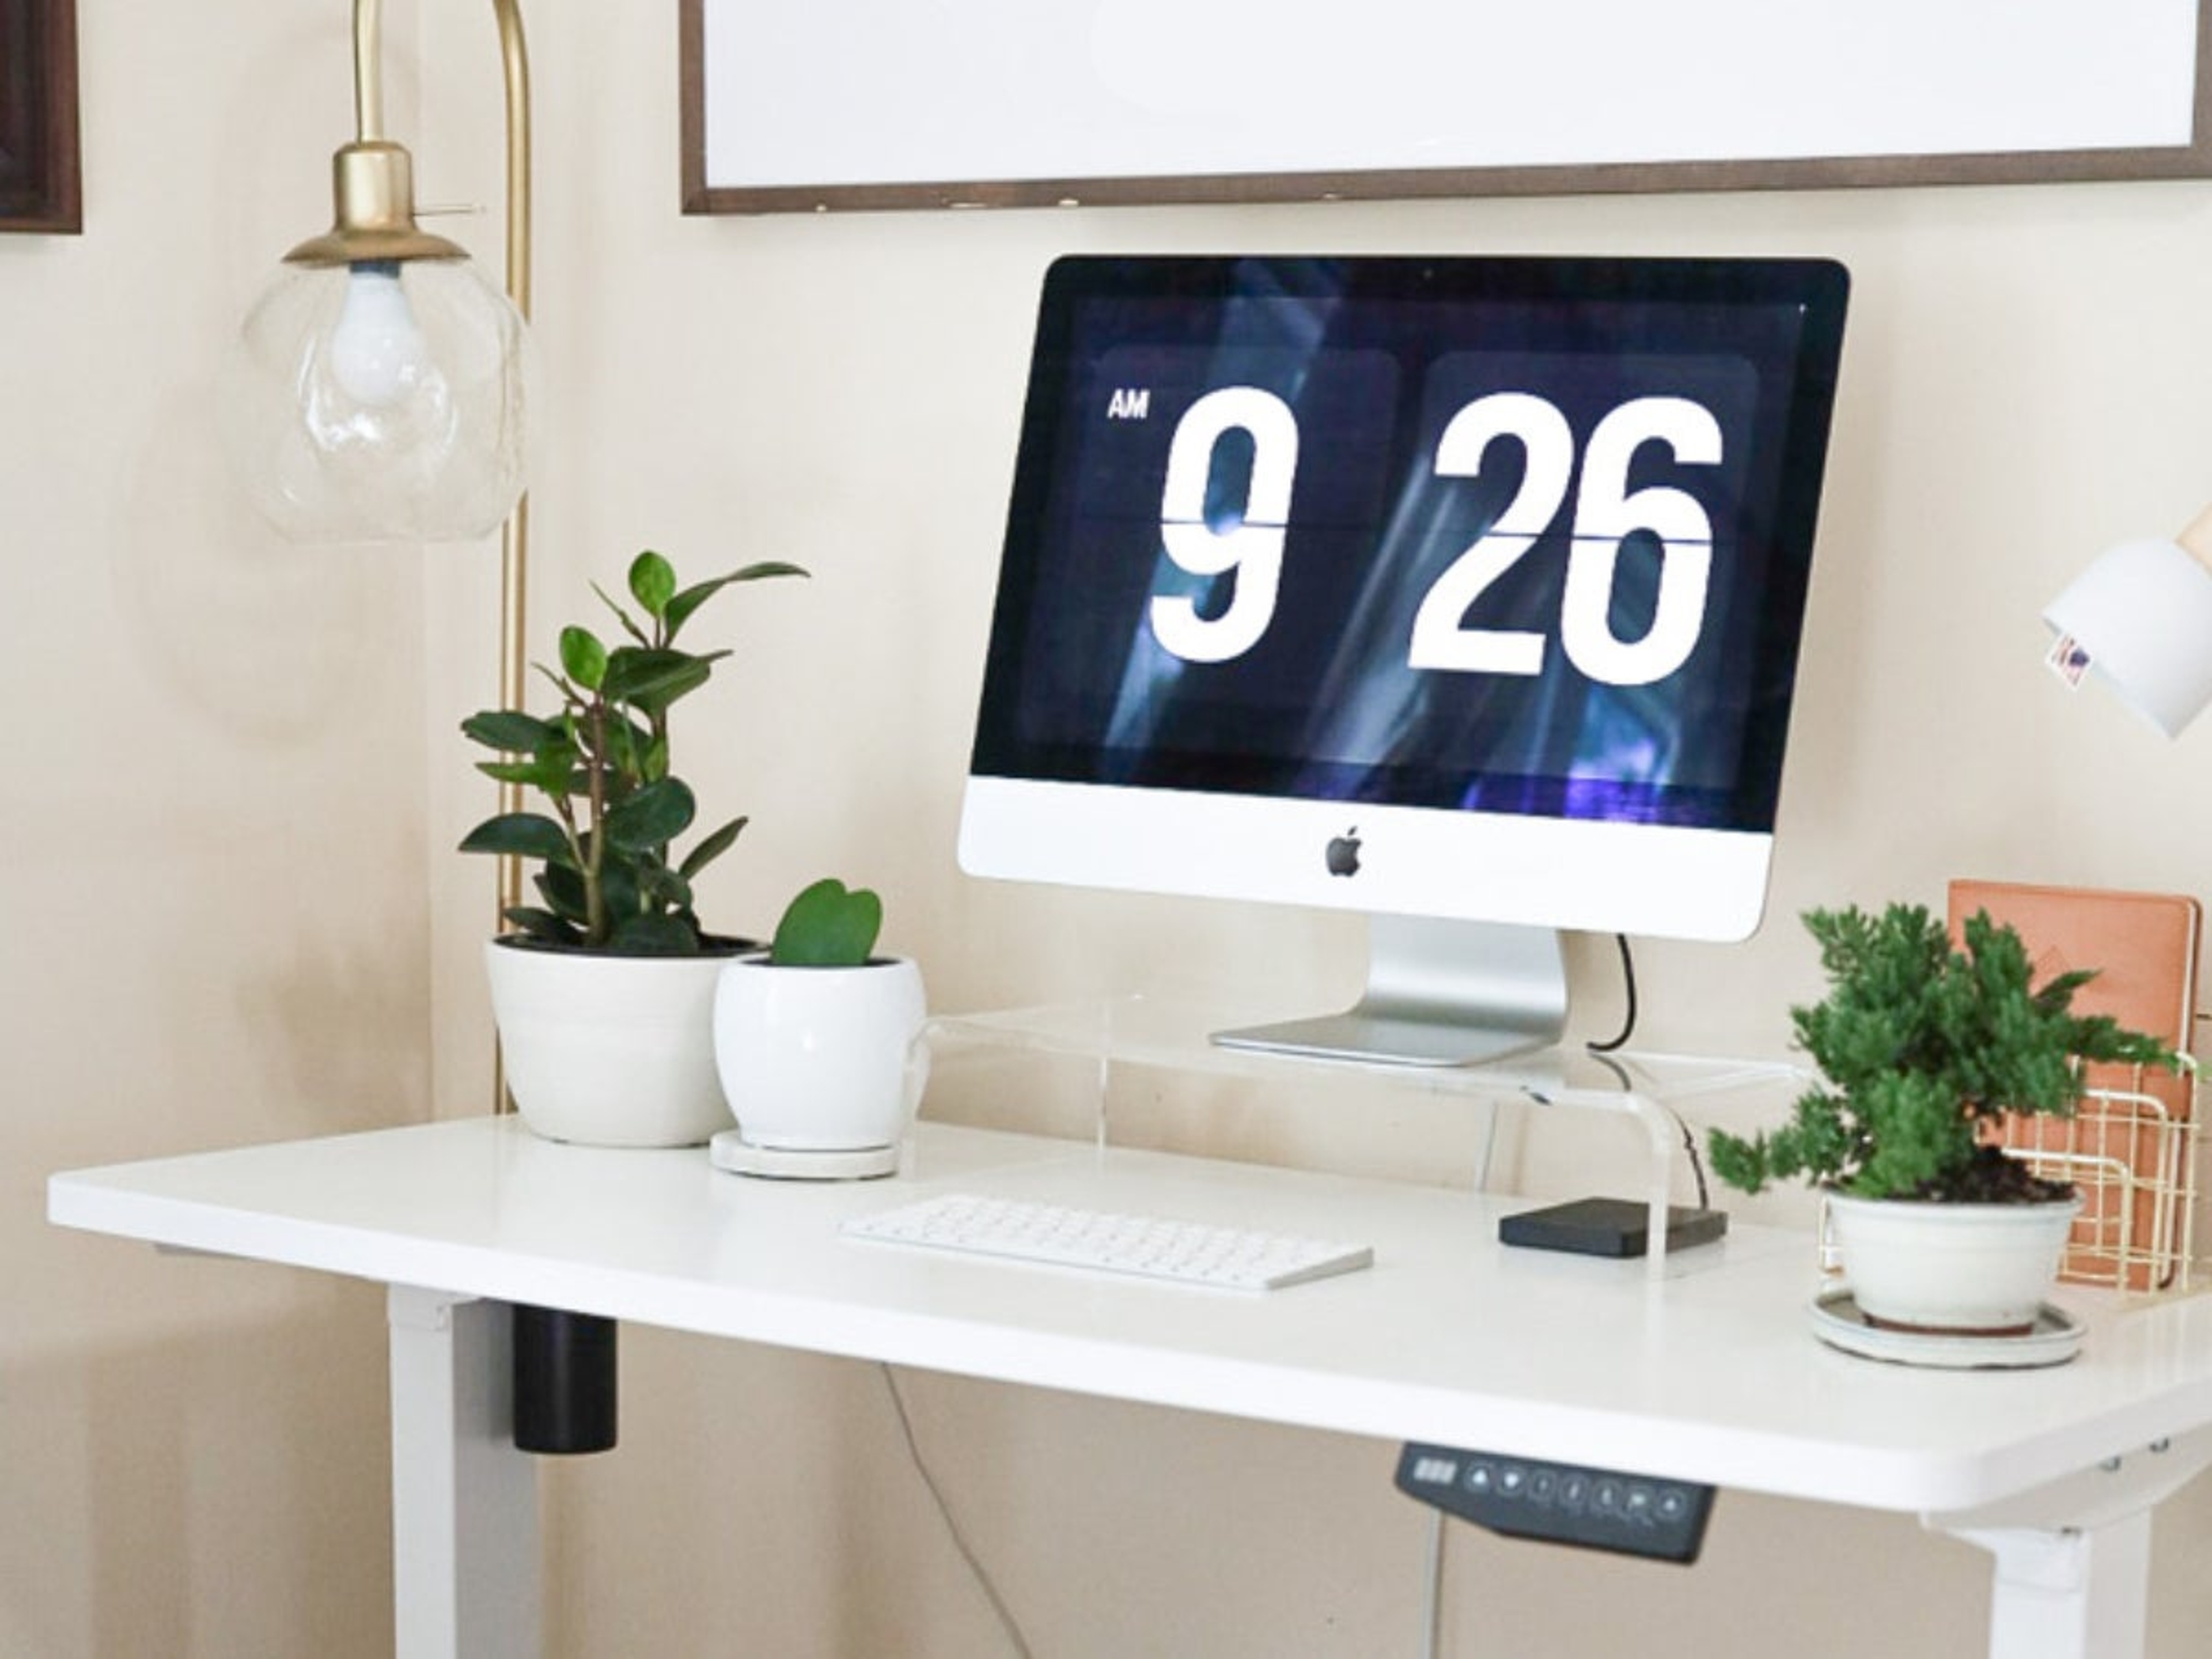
[664,561,809,641]
[501,907,582,946]
[461,710,562,753]
[595,854,642,928]
[458,813,575,865]
[770,877,883,967]
[535,865,589,926]
[677,815,748,881]
[607,912,700,956]
[559,626,608,691]
[600,647,725,714]
[628,551,677,619]
[476,733,579,793]
[641,862,694,910]
[604,777,696,851]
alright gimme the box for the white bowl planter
[713,955,927,1152]
[1828,1191,2081,1335]
[485,938,738,1148]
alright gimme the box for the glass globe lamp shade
[222,256,536,543]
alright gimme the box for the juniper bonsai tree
[1709,902,2186,1203]
[459,550,806,955]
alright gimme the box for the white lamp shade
[221,257,536,543]
[2043,537,2212,738]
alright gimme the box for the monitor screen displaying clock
[961,254,1849,949]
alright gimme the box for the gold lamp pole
[490,0,533,967]
[334,0,535,1108]
[486,0,534,1108]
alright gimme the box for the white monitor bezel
[960,775,1774,943]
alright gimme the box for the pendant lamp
[222,0,535,546]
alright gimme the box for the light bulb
[329,260,433,407]
[223,257,534,542]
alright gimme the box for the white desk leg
[387,1287,540,1659]
[1947,1517,2151,1659]
[1926,1425,2212,1659]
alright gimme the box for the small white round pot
[485,938,738,1148]
[713,956,928,1152]
[1828,1191,2081,1335]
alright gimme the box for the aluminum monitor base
[1211,917,1568,1069]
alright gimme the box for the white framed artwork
[680,0,2210,213]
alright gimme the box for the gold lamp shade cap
[284,139,469,267]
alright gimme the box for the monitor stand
[1211,916,1567,1069]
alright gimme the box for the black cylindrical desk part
[512,1305,618,1455]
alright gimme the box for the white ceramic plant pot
[713,955,928,1152]
[484,938,738,1148]
[1828,1191,2081,1335]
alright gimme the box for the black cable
[1671,1105,1712,1211]
[1582,940,1712,1209]
[882,1366,1034,1658]
[1585,933,1638,1054]
[1586,1050,1714,1211]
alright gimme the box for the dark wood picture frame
[680,0,2212,216]
[1,0,80,233]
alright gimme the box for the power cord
[1580,937,1713,1209]
[881,1365,1035,1659]
[1584,933,1638,1054]
[1670,1102,1713,1210]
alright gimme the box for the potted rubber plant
[1709,902,2188,1335]
[460,549,806,1147]
[712,878,929,1158]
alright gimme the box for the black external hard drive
[1498,1197,1728,1258]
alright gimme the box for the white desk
[47,1115,2212,1659]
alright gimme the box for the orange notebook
[1946,880,2200,1287]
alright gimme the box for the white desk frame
[48,1114,2212,1659]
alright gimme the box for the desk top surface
[48,1115,2212,1516]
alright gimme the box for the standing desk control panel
[1395,1442,1717,1563]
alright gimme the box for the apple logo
[1324,826,1362,878]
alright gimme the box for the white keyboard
[840,1191,1374,1291]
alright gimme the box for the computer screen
[961,255,1849,1065]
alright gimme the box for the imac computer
[960,255,1849,1066]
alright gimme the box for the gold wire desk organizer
[1997,1070,2206,1294]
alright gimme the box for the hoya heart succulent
[768,877,885,968]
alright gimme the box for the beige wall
[3,3,433,1656]
[13,2,2212,1655]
